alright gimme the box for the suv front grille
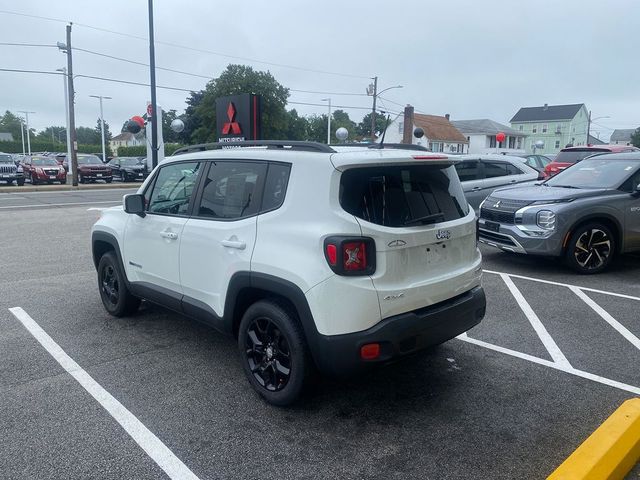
[44,169,59,175]
[480,208,515,224]
[0,164,16,174]
[479,230,517,247]
[483,197,531,210]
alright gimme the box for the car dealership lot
[1,198,638,479]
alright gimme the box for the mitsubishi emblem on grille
[493,200,502,208]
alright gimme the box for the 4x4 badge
[387,240,407,247]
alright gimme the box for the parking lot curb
[547,398,640,480]
[0,183,136,194]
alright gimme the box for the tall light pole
[321,98,331,144]
[19,117,25,155]
[56,67,73,176]
[367,80,402,141]
[148,0,159,168]
[89,95,112,162]
[18,111,35,155]
[58,24,79,186]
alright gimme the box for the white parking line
[499,273,572,368]
[483,269,640,302]
[0,201,121,209]
[570,287,640,351]
[457,333,640,396]
[8,307,200,480]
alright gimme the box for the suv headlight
[536,210,556,230]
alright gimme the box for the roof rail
[172,140,336,156]
[367,143,430,151]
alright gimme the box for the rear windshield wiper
[404,212,445,226]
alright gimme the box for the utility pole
[56,67,73,177]
[18,111,35,155]
[89,95,112,162]
[148,0,159,168]
[369,76,378,142]
[63,24,79,186]
[586,110,591,146]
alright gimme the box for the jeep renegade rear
[91,141,485,405]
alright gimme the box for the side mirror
[634,183,640,196]
[124,194,146,217]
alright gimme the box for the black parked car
[108,157,148,182]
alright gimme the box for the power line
[0,9,371,79]
[74,74,196,93]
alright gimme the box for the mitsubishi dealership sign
[216,93,262,142]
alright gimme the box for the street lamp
[17,111,35,155]
[56,67,73,175]
[89,95,112,162]
[586,112,610,145]
[321,98,331,144]
[367,79,402,141]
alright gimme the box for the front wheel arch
[562,216,622,255]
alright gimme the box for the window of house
[542,124,548,133]
[532,125,537,133]
[489,136,496,148]
[429,142,442,152]
[147,162,201,215]
[555,140,560,148]
[517,138,523,149]
[519,125,523,131]
[508,137,516,149]
[398,121,404,134]
[555,124,562,134]
[196,161,267,220]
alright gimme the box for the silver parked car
[454,154,540,210]
[478,152,640,273]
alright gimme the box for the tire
[6,179,14,185]
[105,178,113,184]
[564,222,615,274]
[238,300,310,406]
[97,251,140,316]
[60,178,67,185]
[31,175,38,185]
[79,175,85,184]
[17,179,24,186]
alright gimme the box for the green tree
[0,110,28,141]
[330,110,357,143]
[284,109,309,140]
[95,118,112,142]
[630,127,640,148]
[356,112,389,139]
[36,126,67,144]
[187,64,290,143]
[76,126,100,144]
[161,109,181,143]
[306,114,328,143]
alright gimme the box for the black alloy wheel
[565,223,615,274]
[245,317,292,392]
[97,251,140,316]
[238,301,310,406]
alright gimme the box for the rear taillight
[324,236,376,276]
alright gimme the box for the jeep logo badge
[387,240,407,247]
[436,230,451,240]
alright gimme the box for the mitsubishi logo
[493,200,502,208]
[222,102,242,135]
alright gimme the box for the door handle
[160,231,178,240]
[221,239,246,250]
[510,179,518,183]
[471,186,481,191]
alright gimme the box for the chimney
[445,113,450,121]
[402,104,414,144]
[543,103,548,111]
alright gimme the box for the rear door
[454,159,485,210]
[339,163,480,319]
[624,169,640,251]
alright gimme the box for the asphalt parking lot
[1,193,638,479]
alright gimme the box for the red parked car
[22,155,67,185]
[77,154,113,183]
[544,145,639,177]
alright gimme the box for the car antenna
[374,112,392,149]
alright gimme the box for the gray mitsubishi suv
[478,152,640,273]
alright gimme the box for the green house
[510,103,589,154]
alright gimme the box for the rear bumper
[312,286,486,376]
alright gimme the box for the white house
[381,106,468,153]
[109,132,144,155]
[451,119,526,154]
[609,129,636,146]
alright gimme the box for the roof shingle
[510,104,585,123]
[414,114,467,143]
[609,129,636,142]
[451,119,524,137]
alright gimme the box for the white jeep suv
[91,141,485,405]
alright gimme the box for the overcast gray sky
[1,0,638,141]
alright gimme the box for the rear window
[555,149,609,164]
[340,164,469,227]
